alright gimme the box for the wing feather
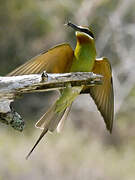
[90,57,114,133]
[7,44,74,76]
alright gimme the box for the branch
[0,72,102,131]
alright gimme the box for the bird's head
[65,21,94,43]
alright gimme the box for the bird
[7,22,114,159]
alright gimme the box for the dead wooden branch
[0,72,102,131]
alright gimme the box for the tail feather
[57,105,72,133]
[26,128,48,160]
[26,85,82,159]
[35,103,65,131]
[48,110,65,132]
[26,103,65,159]
[35,104,57,129]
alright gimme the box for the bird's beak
[65,21,83,32]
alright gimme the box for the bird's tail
[26,103,67,160]
[26,85,83,159]
[57,105,72,132]
[36,84,83,131]
[35,102,67,132]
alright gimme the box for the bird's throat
[70,40,96,72]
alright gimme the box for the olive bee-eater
[7,22,114,159]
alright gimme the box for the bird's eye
[83,29,94,39]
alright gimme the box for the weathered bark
[0,72,102,131]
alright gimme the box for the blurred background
[0,0,135,179]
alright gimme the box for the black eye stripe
[66,22,94,38]
[82,29,94,38]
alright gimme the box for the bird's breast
[70,43,96,72]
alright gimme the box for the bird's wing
[7,44,74,76]
[90,57,114,133]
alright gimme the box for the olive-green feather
[90,57,114,133]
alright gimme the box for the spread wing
[7,44,74,76]
[90,57,114,133]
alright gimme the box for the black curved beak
[65,21,83,32]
